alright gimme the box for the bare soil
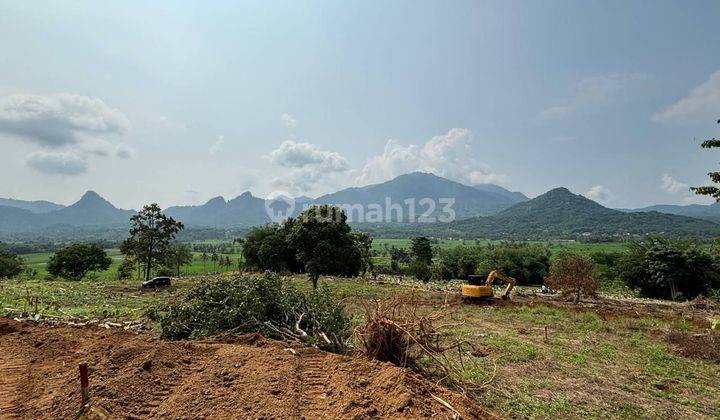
[0,318,495,419]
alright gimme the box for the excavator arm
[485,270,517,300]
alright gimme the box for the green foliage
[159,273,351,351]
[410,236,433,265]
[618,238,720,300]
[691,119,720,200]
[242,205,370,288]
[437,242,550,284]
[408,259,432,282]
[0,249,24,278]
[161,243,193,276]
[117,257,135,279]
[46,243,112,281]
[120,204,184,281]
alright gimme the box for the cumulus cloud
[356,128,503,186]
[281,113,297,128]
[0,93,129,147]
[538,73,646,120]
[26,150,88,175]
[267,140,350,172]
[209,135,224,155]
[585,185,614,205]
[653,70,720,123]
[660,174,689,193]
[115,143,135,159]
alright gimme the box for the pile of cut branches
[352,295,493,395]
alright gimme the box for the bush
[47,243,112,281]
[409,259,432,282]
[159,273,351,352]
[0,249,24,279]
[546,251,598,303]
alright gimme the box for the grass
[1,270,718,419]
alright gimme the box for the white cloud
[0,93,130,147]
[267,140,350,172]
[281,113,297,128]
[653,70,720,123]
[660,174,689,193]
[356,128,504,186]
[209,135,224,155]
[115,143,135,159]
[538,73,646,120]
[26,150,88,175]
[585,185,614,205]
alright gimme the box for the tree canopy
[0,249,24,279]
[47,243,112,280]
[692,118,720,200]
[120,204,184,281]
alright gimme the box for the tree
[692,118,720,200]
[47,243,112,281]
[120,204,184,281]
[352,231,373,275]
[619,238,720,300]
[411,236,433,266]
[288,205,363,289]
[162,244,193,276]
[0,249,24,279]
[545,251,597,303]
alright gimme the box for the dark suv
[142,276,171,288]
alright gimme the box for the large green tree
[0,249,24,279]
[120,204,184,281]
[47,243,112,281]
[288,205,362,289]
[410,236,433,265]
[692,119,720,199]
[162,243,194,276]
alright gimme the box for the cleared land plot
[1,274,718,419]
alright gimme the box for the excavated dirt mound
[0,318,494,419]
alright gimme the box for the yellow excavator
[460,270,517,302]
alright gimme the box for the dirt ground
[0,318,495,419]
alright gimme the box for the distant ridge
[0,197,64,214]
[374,187,720,239]
[2,175,719,240]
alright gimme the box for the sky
[0,0,719,210]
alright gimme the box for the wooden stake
[79,362,89,405]
[544,326,548,341]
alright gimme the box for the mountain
[0,197,65,214]
[623,202,720,223]
[375,187,720,239]
[166,191,270,228]
[0,191,134,235]
[314,172,525,221]
[473,184,528,203]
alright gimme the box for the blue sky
[0,0,719,209]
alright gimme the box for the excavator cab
[461,270,517,302]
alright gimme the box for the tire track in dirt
[0,351,27,419]
[296,349,330,419]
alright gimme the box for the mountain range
[1,172,718,240]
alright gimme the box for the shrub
[159,273,351,352]
[47,243,112,281]
[0,249,24,279]
[546,251,598,303]
[409,259,432,282]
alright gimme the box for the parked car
[142,276,171,288]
